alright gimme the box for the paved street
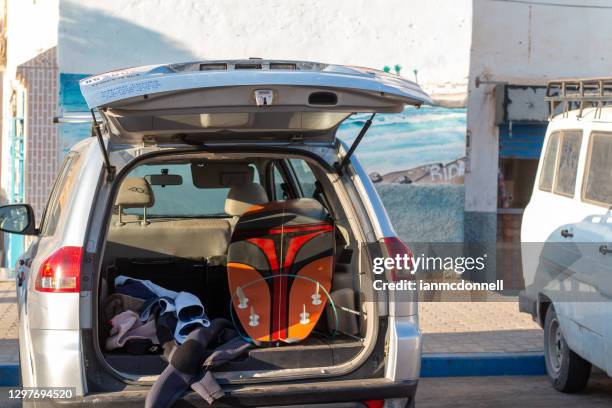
[0,374,610,407]
[2,280,612,407]
[420,301,543,353]
[417,372,612,407]
[0,282,18,365]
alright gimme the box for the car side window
[288,159,317,198]
[553,131,582,197]
[39,152,81,236]
[271,163,288,200]
[249,163,261,184]
[583,132,612,206]
[539,132,560,192]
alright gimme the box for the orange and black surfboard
[227,198,334,345]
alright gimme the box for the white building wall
[471,0,612,86]
[58,0,472,97]
[5,0,58,70]
[1,0,59,203]
[466,0,612,220]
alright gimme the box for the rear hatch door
[79,60,432,146]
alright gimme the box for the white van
[521,78,612,393]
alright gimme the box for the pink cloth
[106,310,159,350]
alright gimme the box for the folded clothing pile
[102,275,211,354]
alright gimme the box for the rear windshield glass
[121,162,260,217]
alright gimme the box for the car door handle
[560,229,573,238]
[600,245,612,255]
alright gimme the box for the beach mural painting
[58,73,467,186]
[337,106,467,185]
[57,74,467,243]
[339,105,468,243]
[58,106,467,186]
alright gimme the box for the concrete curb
[0,363,19,386]
[0,353,546,387]
[421,352,546,377]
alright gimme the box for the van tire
[544,306,591,393]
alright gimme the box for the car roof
[551,106,612,123]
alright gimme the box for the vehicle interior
[96,153,372,378]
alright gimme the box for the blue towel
[140,296,176,321]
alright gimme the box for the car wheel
[544,306,591,393]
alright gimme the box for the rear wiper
[333,113,376,176]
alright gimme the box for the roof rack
[546,78,612,119]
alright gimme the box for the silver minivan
[3,60,430,407]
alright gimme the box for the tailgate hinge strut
[334,113,376,175]
[90,109,116,182]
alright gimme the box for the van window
[553,131,582,197]
[39,152,82,236]
[583,132,612,206]
[288,159,317,197]
[539,132,560,192]
[125,163,261,217]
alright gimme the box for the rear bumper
[51,378,417,407]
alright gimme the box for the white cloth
[114,276,210,344]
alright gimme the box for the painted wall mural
[337,106,467,184]
[57,73,467,243]
[336,106,467,243]
[58,74,467,185]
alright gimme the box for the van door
[522,130,583,287]
[570,129,612,375]
[78,60,431,147]
[522,128,603,359]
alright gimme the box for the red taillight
[383,236,414,281]
[363,400,384,408]
[35,246,83,293]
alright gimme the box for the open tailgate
[79,60,432,145]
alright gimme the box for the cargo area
[95,153,374,379]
